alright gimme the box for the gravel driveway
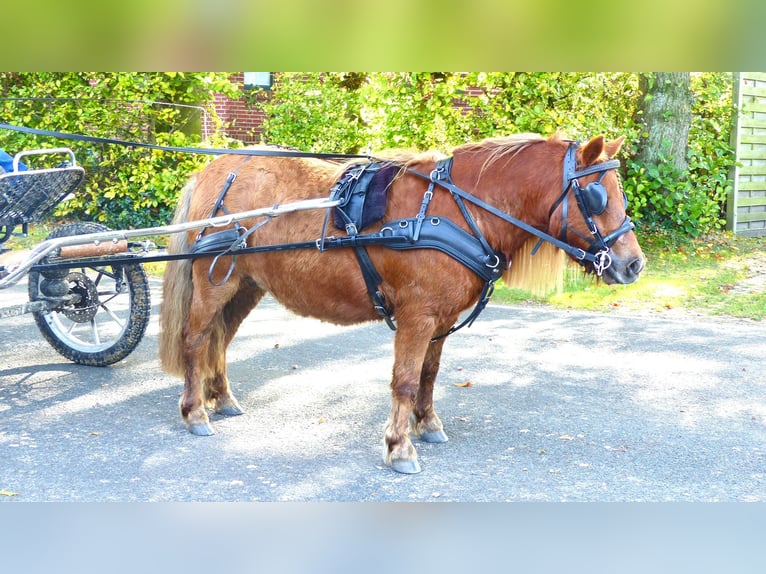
[1,277,765,502]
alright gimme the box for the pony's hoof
[419,429,449,443]
[217,404,244,417]
[390,458,422,474]
[188,422,215,436]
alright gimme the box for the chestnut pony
[159,133,644,474]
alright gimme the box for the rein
[0,122,373,162]
[1,121,629,270]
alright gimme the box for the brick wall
[209,73,268,144]
[211,74,485,145]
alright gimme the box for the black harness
[191,143,632,340]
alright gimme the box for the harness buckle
[316,235,336,251]
[375,304,397,330]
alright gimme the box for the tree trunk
[635,72,692,174]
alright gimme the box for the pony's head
[548,135,645,284]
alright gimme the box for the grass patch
[493,230,766,320]
[2,221,55,249]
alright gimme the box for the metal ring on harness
[206,226,247,286]
[485,253,501,268]
[196,216,273,287]
[593,250,613,276]
[208,251,237,287]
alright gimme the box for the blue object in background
[0,149,28,172]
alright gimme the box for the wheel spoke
[98,292,119,305]
[64,318,77,335]
[100,302,126,329]
[90,318,101,345]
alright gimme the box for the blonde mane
[456,133,569,296]
[332,134,558,179]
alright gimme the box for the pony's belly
[273,292,381,325]
[248,251,382,326]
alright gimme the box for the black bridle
[407,141,634,278]
[544,143,635,275]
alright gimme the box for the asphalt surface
[1,277,765,502]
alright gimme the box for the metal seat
[0,148,85,243]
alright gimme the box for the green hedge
[1,72,734,237]
[262,72,734,238]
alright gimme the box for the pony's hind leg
[180,276,264,436]
[205,280,265,418]
[410,335,449,444]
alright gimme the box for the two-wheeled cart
[0,147,154,365]
[0,146,341,366]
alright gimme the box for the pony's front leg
[383,318,436,474]
[410,335,449,443]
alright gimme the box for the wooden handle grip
[59,240,128,258]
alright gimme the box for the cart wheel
[27,222,151,366]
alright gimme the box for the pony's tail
[503,237,566,296]
[158,175,197,377]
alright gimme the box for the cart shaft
[0,197,341,290]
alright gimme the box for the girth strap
[333,197,397,330]
[356,247,397,330]
[431,280,495,342]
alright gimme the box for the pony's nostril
[628,257,645,276]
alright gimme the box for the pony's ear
[579,135,605,166]
[605,135,626,158]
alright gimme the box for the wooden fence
[729,72,766,236]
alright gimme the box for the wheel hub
[61,271,100,322]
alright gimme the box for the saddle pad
[331,162,398,232]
